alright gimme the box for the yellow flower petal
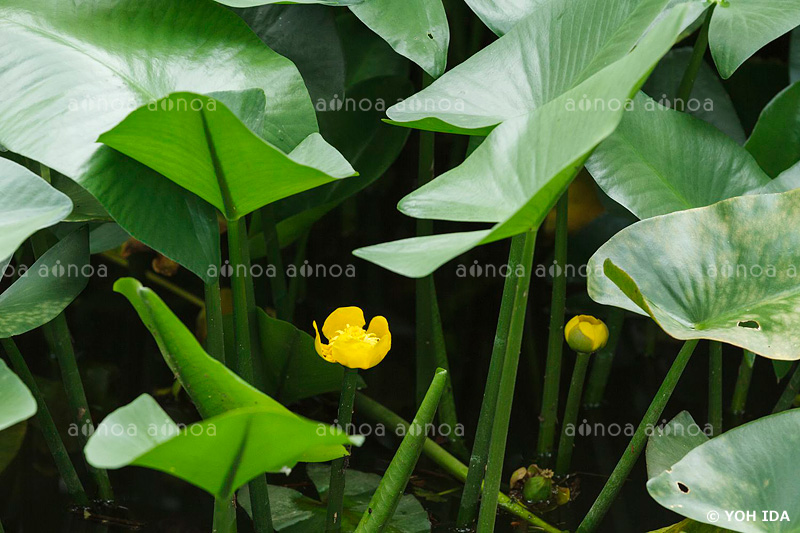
[565,314,609,353]
[331,337,377,370]
[322,306,365,340]
[367,333,392,368]
[367,316,389,338]
[313,321,333,362]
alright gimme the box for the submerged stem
[537,193,569,461]
[584,309,625,408]
[1,338,89,506]
[708,341,723,436]
[456,232,536,528]
[326,368,360,532]
[476,230,538,533]
[577,339,699,533]
[556,352,591,476]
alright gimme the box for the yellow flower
[313,307,391,370]
[564,315,609,354]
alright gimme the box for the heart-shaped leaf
[0,228,90,338]
[745,82,800,178]
[647,410,800,531]
[588,190,800,360]
[0,0,324,281]
[709,0,800,79]
[354,3,707,277]
[85,394,356,499]
[98,92,356,221]
[0,159,72,266]
[587,92,768,220]
[0,359,36,432]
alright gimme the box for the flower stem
[583,309,625,408]
[226,217,273,533]
[205,280,226,365]
[556,352,591,476]
[537,192,569,462]
[773,363,800,413]
[326,367,360,532]
[708,341,723,436]
[675,7,714,110]
[213,496,237,533]
[730,350,755,420]
[456,231,537,528]
[29,232,114,501]
[1,338,89,506]
[476,230,538,533]
[260,205,290,320]
[354,393,563,533]
[577,339,699,533]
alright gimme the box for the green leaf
[643,47,745,143]
[85,394,354,498]
[647,410,800,531]
[773,360,794,381]
[463,0,539,36]
[385,0,693,134]
[0,159,72,266]
[349,0,449,79]
[0,0,324,282]
[0,423,27,475]
[0,228,90,338]
[218,0,363,6]
[588,190,800,360]
[336,13,410,87]
[256,309,365,405]
[792,29,800,84]
[98,92,356,221]
[587,92,769,219]
[0,359,36,432]
[355,369,447,531]
[354,3,708,277]
[745,82,800,178]
[646,411,709,480]
[649,519,730,533]
[709,0,800,79]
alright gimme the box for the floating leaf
[0,359,36,432]
[0,159,72,266]
[709,0,800,79]
[85,394,355,499]
[588,93,768,219]
[98,92,355,221]
[0,228,90,338]
[588,190,800,360]
[648,410,800,531]
[745,82,800,178]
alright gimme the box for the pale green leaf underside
[646,411,709,480]
[588,92,769,220]
[709,0,800,79]
[0,159,72,265]
[354,3,707,278]
[0,229,90,338]
[0,359,36,432]
[463,0,543,36]
[647,410,800,531]
[0,0,321,281]
[385,0,684,134]
[85,394,353,498]
[588,190,800,360]
[98,92,355,221]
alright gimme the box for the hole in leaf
[738,320,760,330]
[677,482,690,494]
[427,33,434,39]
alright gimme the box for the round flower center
[330,324,380,347]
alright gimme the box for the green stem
[476,231,538,533]
[213,496,237,533]
[260,205,289,320]
[326,368,360,532]
[577,339,699,533]
[556,352,592,476]
[708,341,723,436]
[354,394,563,533]
[205,280,226,365]
[101,252,205,308]
[30,233,113,501]
[773,363,800,413]
[675,7,713,111]
[537,193,569,461]
[1,338,89,506]
[456,232,536,528]
[226,218,273,533]
[286,230,310,321]
[731,350,755,417]
[583,309,625,408]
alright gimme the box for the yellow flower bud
[313,307,391,370]
[564,315,609,354]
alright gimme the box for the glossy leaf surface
[745,82,800,178]
[0,359,36,432]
